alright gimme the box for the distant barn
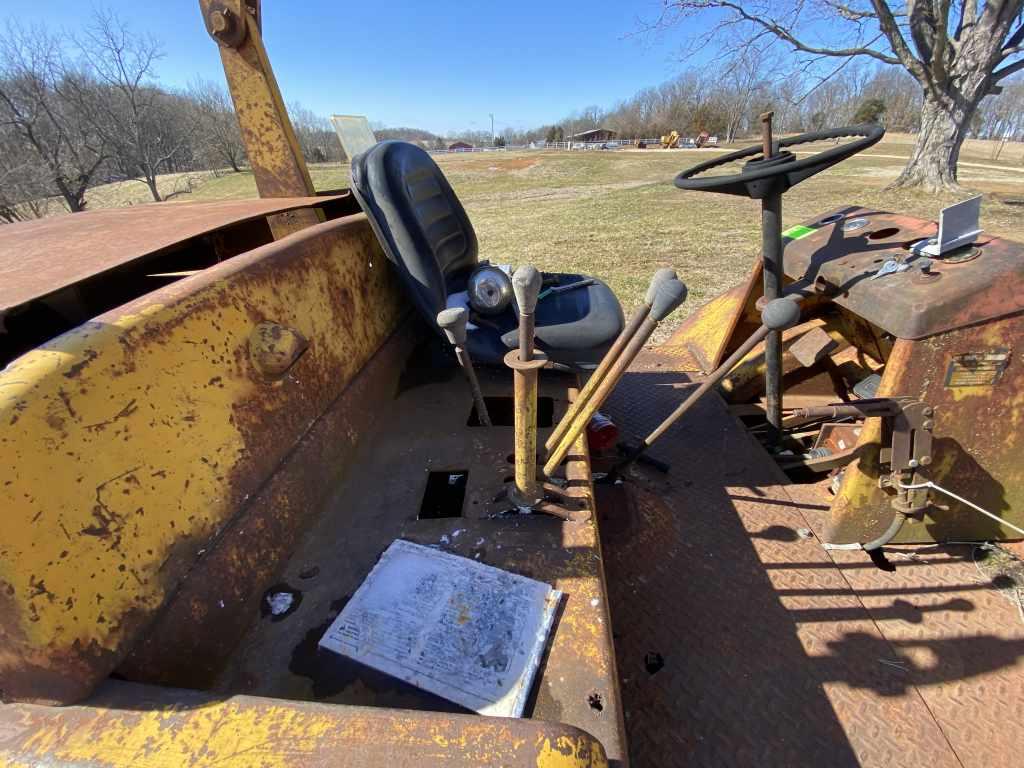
[572,128,617,143]
[448,141,473,151]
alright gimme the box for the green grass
[78,134,1024,342]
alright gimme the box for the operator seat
[350,141,623,368]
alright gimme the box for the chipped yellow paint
[946,384,993,402]
[2,686,611,767]
[199,0,321,238]
[19,702,334,767]
[828,319,1024,544]
[0,216,403,702]
[2,308,247,648]
[535,734,609,768]
[663,261,762,372]
[719,317,848,398]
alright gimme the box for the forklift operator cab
[351,140,624,368]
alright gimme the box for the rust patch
[0,197,344,313]
[116,319,415,689]
[828,311,1024,544]
[783,206,1024,340]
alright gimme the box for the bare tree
[0,22,108,213]
[654,1,1024,191]
[289,102,342,163]
[717,44,778,142]
[978,75,1024,156]
[66,10,195,202]
[858,66,921,130]
[188,78,245,172]
[0,126,53,221]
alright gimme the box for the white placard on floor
[319,539,561,717]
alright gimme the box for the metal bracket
[911,196,983,257]
[884,399,935,514]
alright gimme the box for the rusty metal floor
[213,338,628,762]
[599,348,1024,768]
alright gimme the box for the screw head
[920,455,933,466]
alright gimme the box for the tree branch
[993,56,1024,80]
[1004,22,1024,53]
[869,0,930,83]
[667,1,902,64]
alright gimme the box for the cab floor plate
[599,348,1024,767]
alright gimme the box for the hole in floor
[588,693,604,712]
[260,583,303,622]
[468,396,554,427]
[644,651,665,675]
[867,226,900,240]
[419,470,468,519]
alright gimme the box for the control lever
[437,307,491,427]
[606,296,802,481]
[545,268,678,458]
[542,276,688,478]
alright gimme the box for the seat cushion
[351,141,478,323]
[468,276,624,368]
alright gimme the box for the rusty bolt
[249,322,308,379]
[209,9,229,34]
[207,5,246,47]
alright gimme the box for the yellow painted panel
[0,683,608,767]
[0,215,403,702]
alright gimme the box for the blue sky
[2,0,705,135]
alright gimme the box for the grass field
[81,133,1024,341]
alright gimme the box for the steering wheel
[674,124,884,199]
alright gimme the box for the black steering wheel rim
[674,124,885,198]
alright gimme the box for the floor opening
[468,396,554,427]
[419,470,468,519]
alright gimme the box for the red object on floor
[586,411,619,452]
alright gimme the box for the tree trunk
[888,92,979,192]
[145,174,163,202]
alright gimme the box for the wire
[823,476,1024,550]
[897,478,1024,537]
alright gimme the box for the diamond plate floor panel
[597,350,1024,767]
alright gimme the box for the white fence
[427,136,715,155]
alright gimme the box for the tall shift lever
[505,266,546,507]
